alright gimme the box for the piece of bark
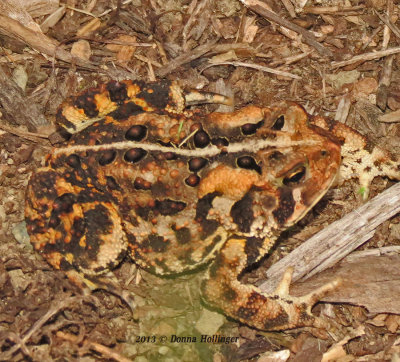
[291,254,400,315]
[0,66,48,131]
[354,99,386,139]
[260,182,400,293]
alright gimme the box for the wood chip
[379,109,400,123]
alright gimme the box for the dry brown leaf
[352,77,378,98]
[385,315,400,333]
[106,35,137,65]
[71,39,91,61]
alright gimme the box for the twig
[361,26,383,50]
[77,36,154,47]
[0,123,51,143]
[156,42,254,77]
[376,51,394,110]
[239,0,333,57]
[97,0,134,17]
[260,182,400,293]
[375,10,400,41]
[375,2,394,110]
[346,245,400,261]
[331,46,400,68]
[64,5,98,18]
[283,51,312,65]
[200,61,301,79]
[156,41,217,77]
[303,5,365,15]
[0,295,80,360]
[57,332,133,362]
[86,341,132,362]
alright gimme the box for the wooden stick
[303,5,365,15]
[331,46,400,68]
[201,61,301,79]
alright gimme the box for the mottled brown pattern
[25,80,400,331]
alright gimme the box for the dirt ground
[1,0,400,361]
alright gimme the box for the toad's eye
[283,166,306,186]
[272,115,285,130]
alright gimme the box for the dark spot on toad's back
[185,174,200,187]
[143,234,168,253]
[98,150,117,166]
[125,125,147,141]
[74,89,99,118]
[230,193,254,233]
[155,199,186,215]
[244,237,265,265]
[137,80,171,109]
[173,226,191,244]
[109,102,143,120]
[124,148,147,163]
[106,176,121,190]
[106,81,128,103]
[189,157,208,172]
[194,130,210,148]
[53,193,76,214]
[272,187,295,225]
[66,154,81,168]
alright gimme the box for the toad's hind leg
[201,237,339,331]
[25,168,134,308]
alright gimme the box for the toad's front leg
[201,237,340,331]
